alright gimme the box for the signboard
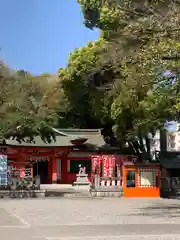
[26,156,49,162]
[0,155,8,185]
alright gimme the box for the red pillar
[61,156,67,183]
[61,147,71,184]
[48,158,52,184]
[52,158,57,184]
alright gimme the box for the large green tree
[57,0,180,157]
[0,63,58,143]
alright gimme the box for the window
[68,159,91,173]
[126,170,136,188]
[138,168,157,187]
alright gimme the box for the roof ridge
[57,128,102,133]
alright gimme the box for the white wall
[167,131,180,151]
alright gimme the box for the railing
[100,177,122,187]
[92,175,122,189]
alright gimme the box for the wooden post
[117,164,121,186]
[94,175,100,188]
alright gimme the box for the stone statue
[73,164,90,187]
[78,164,86,175]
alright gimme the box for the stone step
[91,191,123,197]
[0,190,45,198]
[45,190,90,197]
[0,188,123,198]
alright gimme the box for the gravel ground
[1,197,180,239]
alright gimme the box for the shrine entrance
[33,160,49,184]
[123,167,137,197]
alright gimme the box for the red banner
[102,155,115,177]
[91,155,102,174]
[109,155,115,177]
[102,155,108,176]
[92,155,118,177]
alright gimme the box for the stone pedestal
[73,174,90,186]
[73,174,91,192]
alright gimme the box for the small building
[160,151,180,198]
[123,161,160,197]
[91,154,161,198]
[158,130,180,198]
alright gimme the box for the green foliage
[0,63,58,143]
[68,0,180,156]
[58,38,113,128]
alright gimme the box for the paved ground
[1,197,180,239]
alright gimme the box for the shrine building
[1,129,106,184]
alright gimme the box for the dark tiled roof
[6,129,105,147]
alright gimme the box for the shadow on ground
[126,202,180,219]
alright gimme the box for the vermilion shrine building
[1,129,105,184]
[0,128,161,197]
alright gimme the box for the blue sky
[0,0,100,75]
